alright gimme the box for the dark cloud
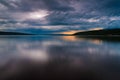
[1,0,74,12]
[0,0,120,32]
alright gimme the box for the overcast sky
[0,0,120,33]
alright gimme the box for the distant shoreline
[73,29,120,36]
[0,31,34,35]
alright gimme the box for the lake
[0,35,120,80]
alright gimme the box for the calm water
[0,35,120,80]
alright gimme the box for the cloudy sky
[0,0,120,33]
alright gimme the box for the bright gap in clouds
[28,10,49,20]
[13,10,49,21]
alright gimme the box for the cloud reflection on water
[0,36,120,80]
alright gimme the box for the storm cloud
[0,0,120,33]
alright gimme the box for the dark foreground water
[0,35,120,80]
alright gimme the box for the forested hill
[0,31,32,35]
[74,29,120,36]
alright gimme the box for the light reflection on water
[0,36,120,80]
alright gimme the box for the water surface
[0,35,120,80]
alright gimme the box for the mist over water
[0,36,120,80]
